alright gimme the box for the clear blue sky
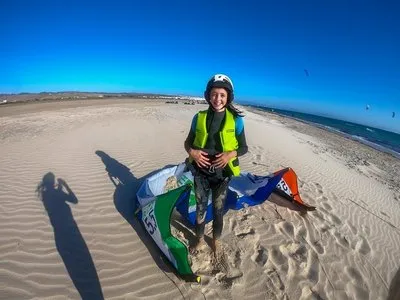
[1,0,399,133]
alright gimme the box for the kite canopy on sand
[135,162,315,279]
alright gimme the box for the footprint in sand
[332,227,370,255]
[275,221,295,240]
[265,268,285,291]
[327,213,342,226]
[314,182,324,194]
[346,266,363,282]
[238,212,250,222]
[234,225,255,237]
[269,246,288,273]
[321,202,332,211]
[332,229,350,249]
[311,240,324,255]
[300,286,325,300]
[355,235,371,255]
[251,244,268,266]
[191,241,238,277]
[229,218,237,232]
[296,215,326,254]
[231,249,242,268]
[285,242,308,263]
[312,210,326,222]
[319,207,342,226]
[214,244,244,282]
[345,266,370,300]
[300,231,325,255]
[294,225,307,241]
[318,222,331,233]
[303,251,320,285]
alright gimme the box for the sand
[0,99,399,300]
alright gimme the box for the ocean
[250,106,400,158]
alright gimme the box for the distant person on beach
[184,74,248,256]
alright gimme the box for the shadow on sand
[37,172,104,300]
[388,266,400,300]
[95,150,181,273]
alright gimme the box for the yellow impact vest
[189,109,240,176]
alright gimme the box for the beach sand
[0,99,399,300]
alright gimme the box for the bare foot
[190,237,208,255]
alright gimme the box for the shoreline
[246,106,400,160]
[244,105,400,194]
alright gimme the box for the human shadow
[37,172,104,300]
[388,266,400,300]
[95,150,178,273]
[95,150,138,223]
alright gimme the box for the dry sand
[0,99,399,300]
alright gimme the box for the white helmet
[204,74,234,103]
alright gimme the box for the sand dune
[0,99,399,299]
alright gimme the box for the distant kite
[393,112,396,118]
[366,104,370,110]
[304,69,309,77]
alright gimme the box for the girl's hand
[213,151,236,169]
[189,149,211,168]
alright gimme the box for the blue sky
[1,0,399,133]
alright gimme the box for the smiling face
[209,87,228,112]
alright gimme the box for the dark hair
[226,102,244,117]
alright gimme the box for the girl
[184,74,248,255]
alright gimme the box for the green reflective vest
[189,109,240,176]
